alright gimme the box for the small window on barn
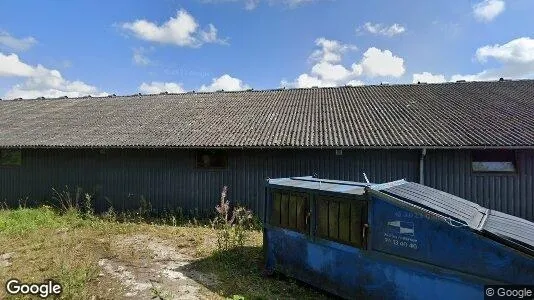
[0,150,22,166]
[271,191,309,233]
[196,150,227,169]
[316,196,367,248]
[472,150,516,173]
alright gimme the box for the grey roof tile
[1,80,534,148]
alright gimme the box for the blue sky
[1,0,533,99]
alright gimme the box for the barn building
[0,79,533,220]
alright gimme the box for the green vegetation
[0,190,332,300]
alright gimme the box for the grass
[0,207,134,299]
[0,206,333,300]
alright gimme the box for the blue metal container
[264,177,534,299]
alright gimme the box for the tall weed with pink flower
[211,186,254,252]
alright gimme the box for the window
[0,150,22,166]
[271,191,309,233]
[472,150,516,173]
[196,150,227,169]
[316,196,367,247]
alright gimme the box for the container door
[269,190,311,235]
[315,195,368,249]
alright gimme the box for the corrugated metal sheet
[484,210,534,251]
[376,180,534,252]
[424,150,534,221]
[1,148,532,220]
[3,80,534,148]
[0,148,419,217]
[381,181,487,228]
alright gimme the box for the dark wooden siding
[424,150,534,221]
[0,148,532,221]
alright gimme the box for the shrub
[211,186,254,252]
[51,186,95,219]
[52,186,81,213]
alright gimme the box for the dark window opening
[271,191,309,233]
[0,150,22,166]
[317,196,366,248]
[196,150,227,169]
[472,150,516,173]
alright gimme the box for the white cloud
[139,82,186,94]
[360,22,406,37]
[360,48,405,78]
[282,38,405,88]
[200,24,220,43]
[281,74,334,88]
[132,47,152,66]
[450,72,493,82]
[279,0,314,8]
[121,9,226,47]
[412,72,446,84]
[310,61,360,82]
[133,52,151,66]
[413,37,534,83]
[139,74,250,94]
[475,37,534,64]
[5,68,107,99]
[283,38,360,88]
[347,80,364,86]
[244,0,260,9]
[199,74,250,92]
[0,31,37,51]
[1,52,106,100]
[473,0,505,22]
[452,37,534,81]
[0,53,35,77]
[201,0,320,10]
[309,38,357,63]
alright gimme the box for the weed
[52,186,82,214]
[138,195,153,222]
[250,215,263,231]
[212,186,254,252]
[54,263,99,299]
[102,206,117,223]
[149,282,173,300]
[18,196,29,209]
[50,186,97,223]
[159,208,181,226]
[83,193,95,219]
[232,207,254,248]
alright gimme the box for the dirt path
[98,234,219,300]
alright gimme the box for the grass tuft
[0,206,85,235]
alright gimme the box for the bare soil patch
[99,234,219,299]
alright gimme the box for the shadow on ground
[180,246,339,300]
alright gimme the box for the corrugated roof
[484,210,534,252]
[2,80,534,148]
[379,181,488,229]
[378,181,534,251]
[267,176,534,253]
